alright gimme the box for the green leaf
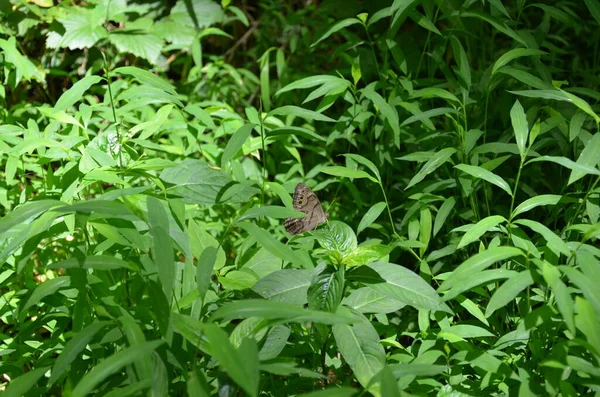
[457,215,506,249]
[312,18,362,47]
[22,276,71,313]
[308,266,345,314]
[486,270,534,317]
[526,156,600,180]
[585,0,600,25]
[0,36,45,82]
[320,166,378,182]
[221,123,255,168]
[236,206,304,222]
[343,245,392,268]
[49,322,109,385]
[357,202,387,234]
[364,262,452,313]
[514,219,570,257]
[203,324,259,397]
[72,340,165,397]
[197,247,217,302]
[252,269,312,305]
[491,48,547,75]
[3,366,51,397]
[54,75,103,112]
[55,6,107,50]
[342,153,382,181]
[209,299,357,325]
[511,194,563,218]
[267,105,335,122]
[237,222,312,269]
[568,132,600,185]
[509,89,600,123]
[439,247,524,293]
[510,100,528,157]
[406,148,456,189]
[161,159,259,204]
[108,19,163,64]
[454,164,513,197]
[343,287,405,314]
[47,256,135,270]
[314,221,357,255]
[410,87,460,104]
[362,83,400,143]
[434,197,456,236]
[147,196,175,301]
[0,200,62,236]
[332,306,385,395]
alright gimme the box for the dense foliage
[1,0,600,395]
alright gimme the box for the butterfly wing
[284,183,328,235]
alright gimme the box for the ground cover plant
[1,0,600,395]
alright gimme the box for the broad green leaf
[147,196,175,301]
[406,148,456,189]
[362,83,400,142]
[434,197,456,236]
[197,247,217,302]
[514,219,570,257]
[342,153,382,181]
[574,298,600,358]
[457,215,506,249]
[54,75,103,112]
[236,206,304,222]
[561,267,600,318]
[509,89,600,123]
[3,366,51,397]
[526,156,600,180]
[275,75,342,96]
[49,322,109,385]
[22,276,71,313]
[569,111,588,142]
[440,268,517,303]
[0,200,62,236]
[364,262,452,313]
[237,222,312,269]
[267,105,335,122]
[454,164,513,197]
[486,270,534,317]
[357,202,387,234]
[0,36,45,82]
[343,287,405,314]
[440,324,495,339]
[221,123,255,168]
[47,256,135,270]
[541,260,575,334]
[312,18,362,47]
[439,247,523,292]
[491,48,547,75]
[210,299,357,325]
[410,87,460,104]
[332,306,385,395]
[258,325,291,361]
[321,166,378,182]
[314,221,357,254]
[511,194,563,218]
[568,132,600,185]
[203,324,259,397]
[72,340,165,397]
[252,269,312,305]
[400,107,457,127]
[585,0,600,25]
[510,100,528,157]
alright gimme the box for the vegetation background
[1,0,600,396]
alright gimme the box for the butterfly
[284,183,329,235]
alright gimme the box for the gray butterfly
[284,183,329,235]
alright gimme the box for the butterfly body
[284,183,328,235]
